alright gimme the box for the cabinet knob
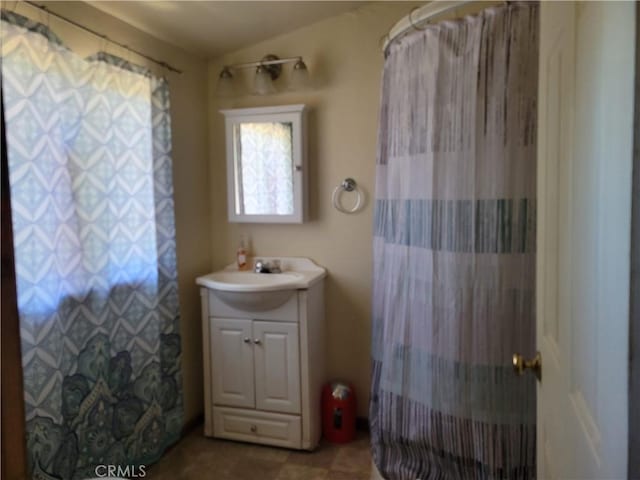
[253,339,261,345]
[243,337,251,344]
[250,425,257,433]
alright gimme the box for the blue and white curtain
[371,4,538,479]
[1,11,182,480]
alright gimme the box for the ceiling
[88,1,368,59]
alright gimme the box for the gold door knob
[512,351,542,381]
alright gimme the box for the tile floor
[147,427,372,480]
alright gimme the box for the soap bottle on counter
[237,236,249,271]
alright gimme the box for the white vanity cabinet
[210,318,300,414]
[198,258,325,450]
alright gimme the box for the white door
[211,317,255,408]
[253,321,301,414]
[536,2,635,479]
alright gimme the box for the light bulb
[289,59,311,91]
[216,67,236,98]
[253,65,276,95]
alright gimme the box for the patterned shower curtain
[1,11,182,480]
[370,4,538,480]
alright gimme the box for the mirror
[222,105,307,223]
[233,122,294,215]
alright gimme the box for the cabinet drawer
[213,407,302,449]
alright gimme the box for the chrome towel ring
[332,177,362,214]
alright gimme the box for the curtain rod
[383,1,474,52]
[22,1,183,74]
[383,1,476,52]
[225,56,302,70]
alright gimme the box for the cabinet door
[211,318,254,408]
[253,321,301,414]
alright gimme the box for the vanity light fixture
[215,54,310,97]
[254,65,277,95]
[288,59,311,91]
[216,67,236,98]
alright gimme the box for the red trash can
[322,381,356,443]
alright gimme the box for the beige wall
[18,1,212,426]
[208,2,421,417]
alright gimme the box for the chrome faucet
[254,259,268,273]
[254,259,281,274]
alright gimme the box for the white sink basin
[196,257,326,312]
[202,272,301,311]
[202,271,303,292]
[211,289,296,312]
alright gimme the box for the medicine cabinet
[221,104,308,223]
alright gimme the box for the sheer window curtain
[1,10,182,479]
[370,4,538,480]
